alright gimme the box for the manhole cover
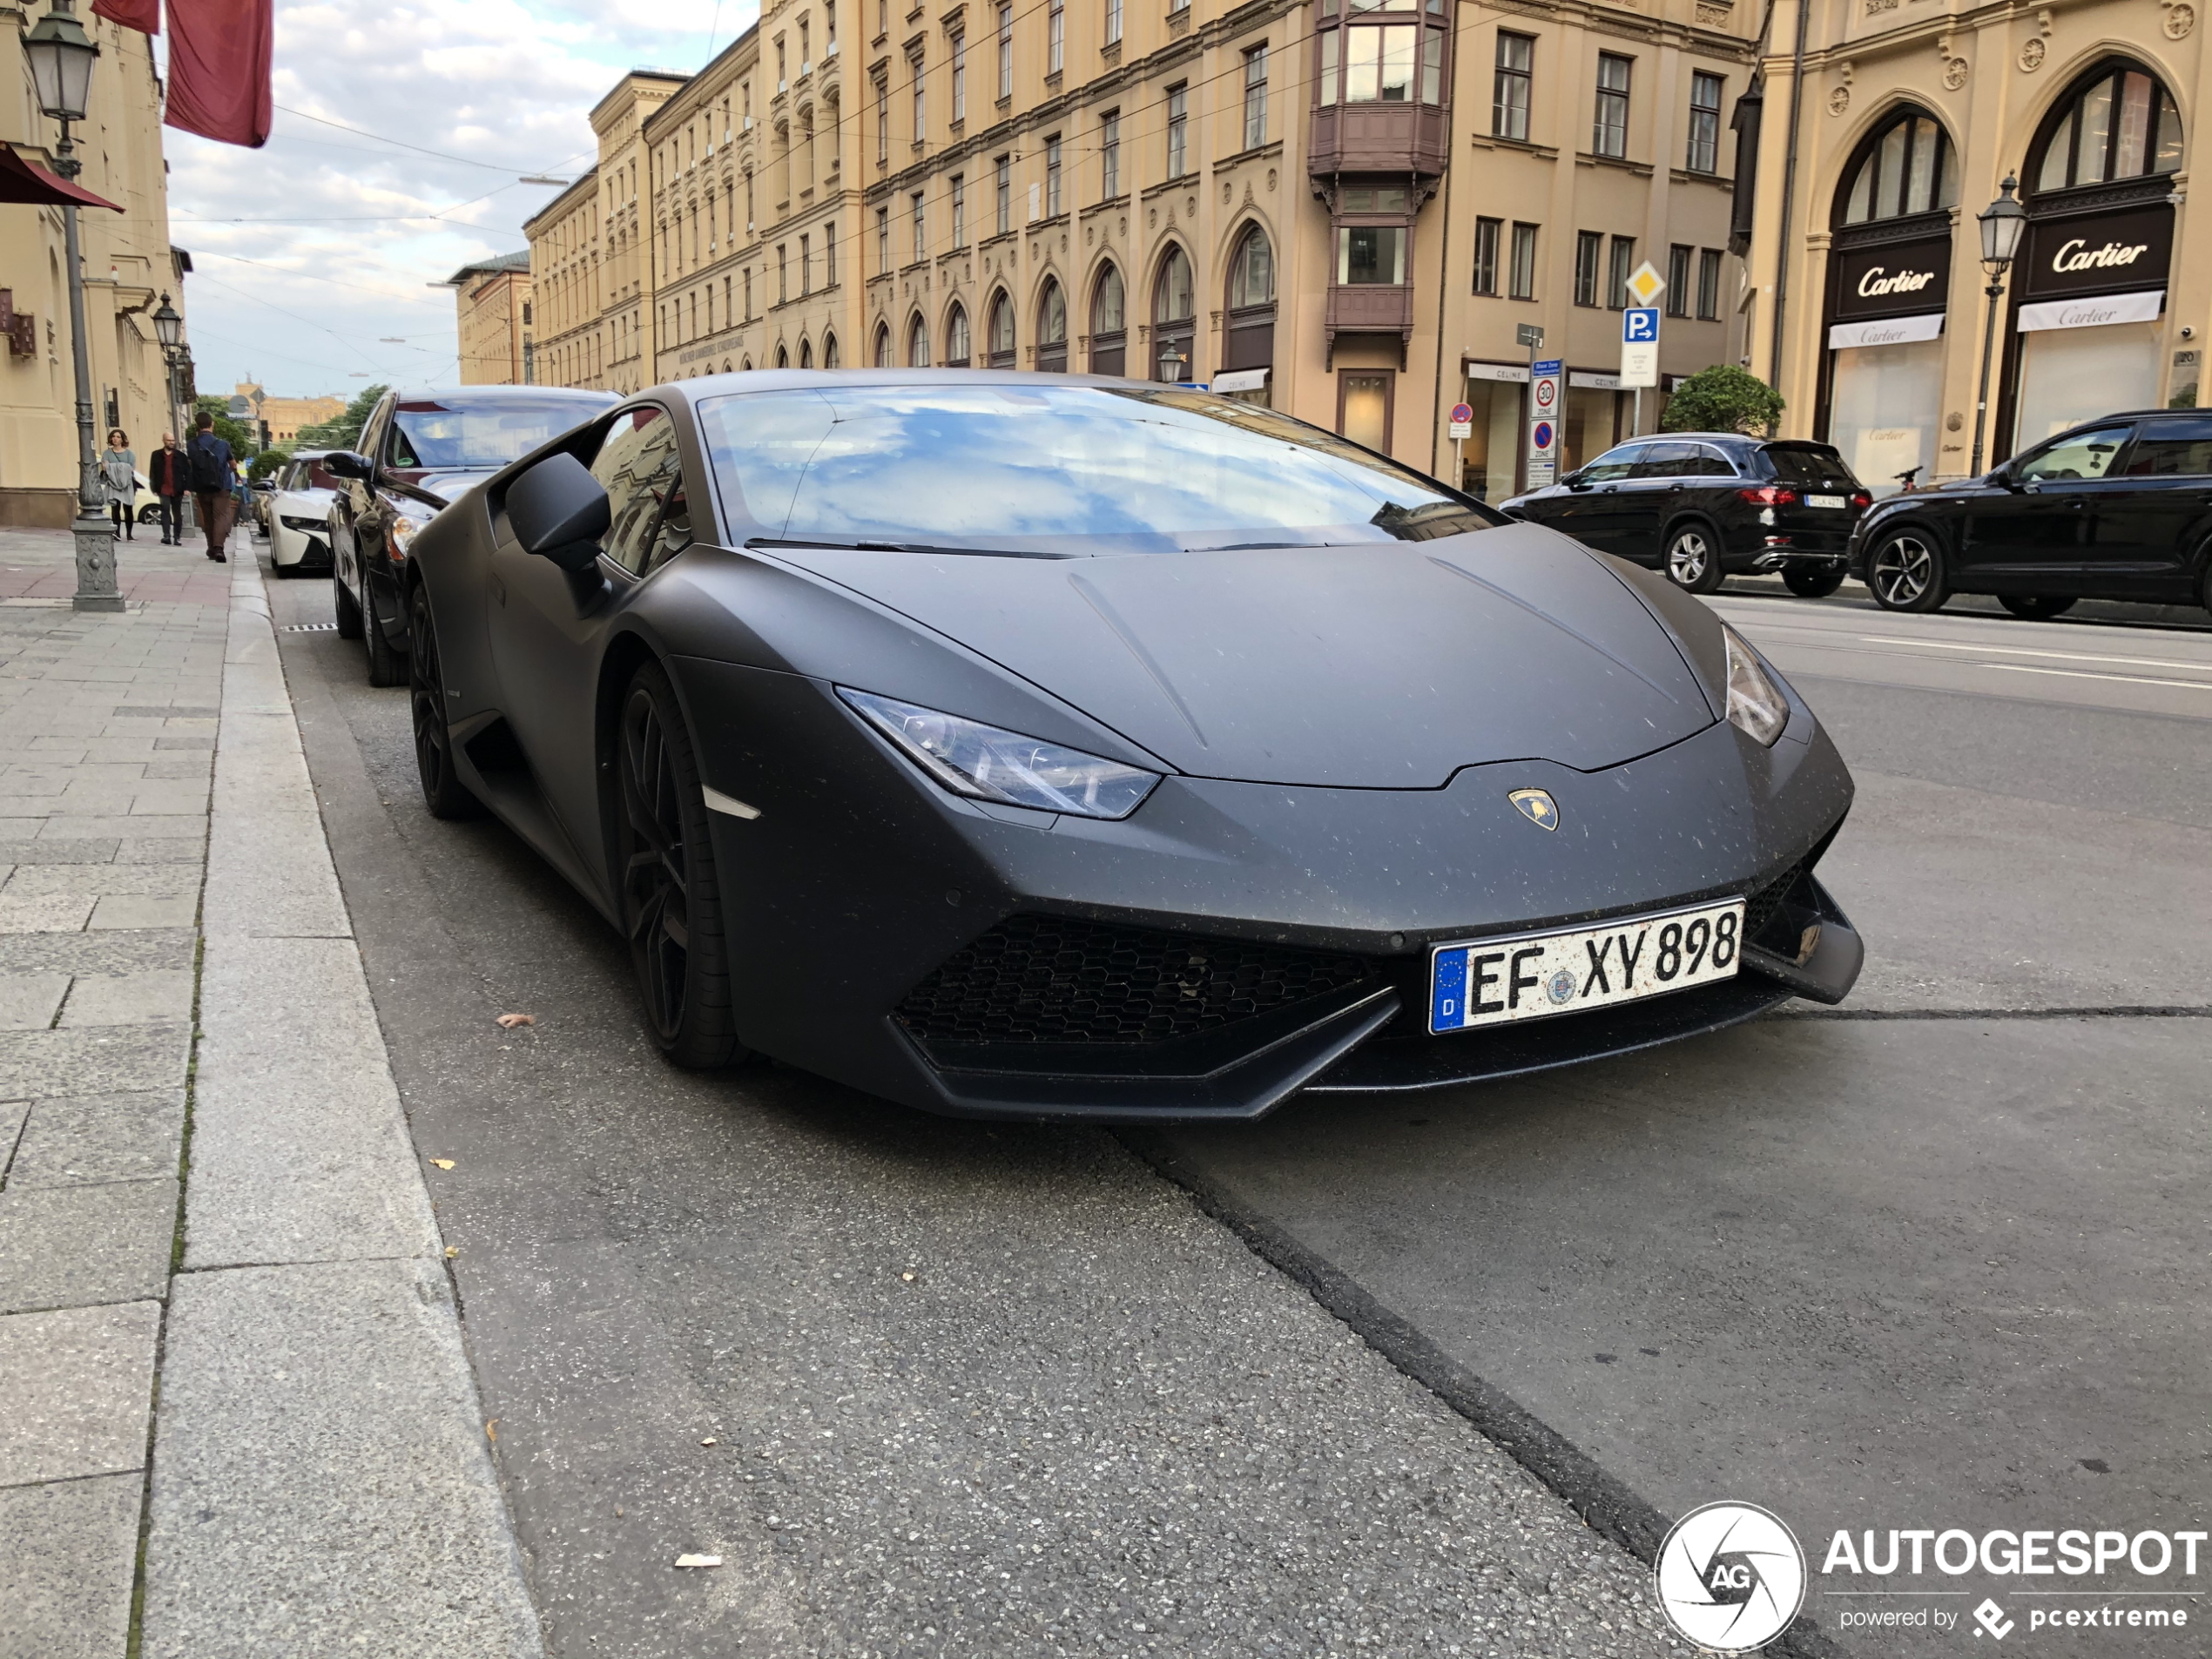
[283,623,339,632]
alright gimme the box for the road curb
[138,548,545,1658]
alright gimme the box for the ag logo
[1655,1501,1806,1652]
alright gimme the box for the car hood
[769,526,1716,787]
[389,469,494,511]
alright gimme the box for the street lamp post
[24,0,120,612]
[151,293,192,533]
[1971,174,2029,480]
[1157,341,1189,384]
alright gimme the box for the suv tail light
[1851,489,1873,509]
[1737,485,1800,507]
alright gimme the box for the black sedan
[1851,409,2212,616]
[402,373,1863,1121]
[325,384,616,685]
[1502,434,1871,597]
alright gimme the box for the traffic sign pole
[1621,262,1666,436]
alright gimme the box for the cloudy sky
[162,0,753,401]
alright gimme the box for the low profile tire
[616,662,749,1069]
[2000,593,2076,620]
[1663,523,1726,594]
[408,584,482,820]
[1782,564,1847,599]
[362,584,406,688]
[1868,529,1948,612]
[332,572,365,639]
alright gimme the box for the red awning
[0,145,125,212]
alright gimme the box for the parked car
[1501,434,1873,597]
[1851,409,2212,616]
[326,385,617,684]
[267,451,339,578]
[404,372,1862,1119]
[130,470,160,524]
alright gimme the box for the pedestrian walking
[187,412,233,563]
[234,457,258,539]
[148,433,187,544]
[101,429,138,541]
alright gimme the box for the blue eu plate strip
[1430,948,1467,1034]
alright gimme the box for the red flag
[164,0,273,149]
[93,0,162,33]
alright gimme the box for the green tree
[293,383,388,454]
[247,448,290,484]
[193,395,259,455]
[1660,365,1784,436]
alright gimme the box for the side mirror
[1562,470,1588,489]
[324,450,372,482]
[506,451,609,572]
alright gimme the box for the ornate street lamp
[1157,341,1189,383]
[1971,174,2029,479]
[26,0,119,612]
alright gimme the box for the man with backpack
[188,411,234,563]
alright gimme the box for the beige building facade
[231,381,344,446]
[1741,0,2208,488]
[535,0,1760,489]
[448,251,535,384]
[2,6,185,525]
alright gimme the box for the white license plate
[1805,493,1847,509]
[1428,900,1745,1034]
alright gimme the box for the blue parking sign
[1624,307,1661,343]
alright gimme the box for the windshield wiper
[745,536,1076,560]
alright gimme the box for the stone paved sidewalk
[0,525,227,1657]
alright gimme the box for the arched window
[1223,224,1277,376]
[987,291,1016,368]
[944,301,972,367]
[873,323,892,367]
[1089,263,1126,375]
[1153,246,1195,381]
[742,356,754,371]
[2033,62,2182,192]
[723,360,733,373]
[822,334,840,368]
[908,314,931,367]
[1838,108,1958,226]
[799,338,813,369]
[776,342,790,368]
[1036,279,1068,372]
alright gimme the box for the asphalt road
[266,561,2210,1658]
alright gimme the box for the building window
[777,245,788,304]
[800,233,813,295]
[824,223,836,287]
[950,173,966,244]
[1509,222,1538,299]
[1048,0,1064,73]
[996,3,1013,98]
[1154,246,1195,380]
[946,302,972,366]
[1574,230,1602,306]
[988,291,1016,367]
[1105,0,1123,46]
[912,190,927,262]
[1494,31,1532,139]
[1045,135,1062,214]
[909,315,930,367]
[745,266,753,317]
[1594,52,1631,158]
[874,322,892,366]
[874,77,888,163]
[1665,244,1691,316]
[1348,25,1417,103]
[1166,83,1189,178]
[877,206,890,273]
[745,170,755,232]
[1243,45,1268,151]
[1473,217,1501,295]
[1607,235,1635,308]
[777,40,787,90]
[1696,247,1722,320]
[1038,279,1068,370]
[1688,71,1723,174]
[1843,111,1960,223]
[951,30,966,121]
[1100,110,1120,197]
[1090,262,1126,374]
[912,56,927,142]
[995,153,1012,233]
[1338,226,1406,285]
[1319,29,1338,104]
[2035,63,2183,192]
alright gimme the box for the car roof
[642,368,1181,399]
[388,386,617,405]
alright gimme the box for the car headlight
[1722,626,1791,746]
[839,688,1161,819]
[388,514,426,560]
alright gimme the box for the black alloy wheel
[1782,564,1848,599]
[616,663,747,1069]
[1999,593,2077,621]
[408,584,481,820]
[362,578,406,687]
[1664,523,1725,594]
[1868,530,1948,612]
[332,571,365,639]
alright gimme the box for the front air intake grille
[1743,857,1810,946]
[896,914,1379,1048]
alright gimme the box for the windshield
[389,397,608,471]
[1763,446,1858,489]
[695,383,1501,555]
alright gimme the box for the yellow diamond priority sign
[1625,260,1666,309]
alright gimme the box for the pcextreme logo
[1655,1502,1808,1652]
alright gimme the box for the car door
[1959,422,2133,593]
[1610,441,1699,563]
[1545,442,1649,552]
[2095,417,2212,599]
[487,403,682,872]
[332,395,391,606]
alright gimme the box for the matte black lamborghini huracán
[402,372,1864,1121]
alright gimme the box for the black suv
[326,385,616,685]
[1501,434,1872,596]
[1850,410,2212,617]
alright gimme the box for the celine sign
[2020,201,2173,301]
[1831,233,1953,324]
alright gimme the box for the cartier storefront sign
[2020,199,2174,301]
[1831,233,1954,323]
